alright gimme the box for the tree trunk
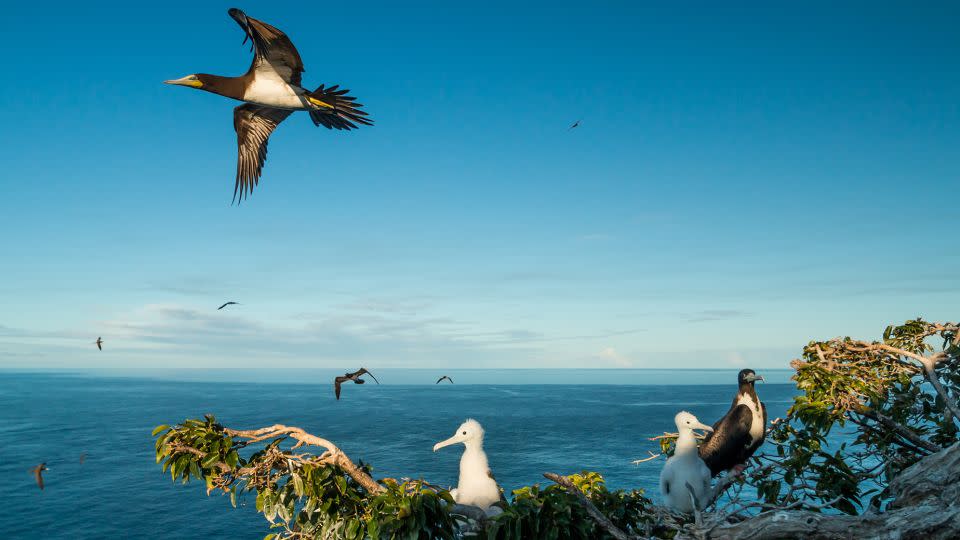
[705,442,960,540]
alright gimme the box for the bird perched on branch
[433,419,504,513]
[30,463,48,490]
[436,375,454,384]
[334,368,379,400]
[699,369,766,476]
[165,8,373,202]
[660,412,713,513]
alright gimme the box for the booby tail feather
[308,84,373,130]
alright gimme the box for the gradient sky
[1,1,957,369]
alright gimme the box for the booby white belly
[242,77,310,110]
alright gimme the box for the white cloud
[597,347,633,367]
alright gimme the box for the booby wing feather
[228,9,305,86]
[356,368,379,384]
[698,404,754,476]
[233,104,292,202]
[334,376,349,400]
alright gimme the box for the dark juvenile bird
[436,375,454,384]
[568,120,581,130]
[165,8,373,202]
[218,301,240,310]
[30,463,48,490]
[95,337,103,351]
[699,369,766,477]
[334,368,379,400]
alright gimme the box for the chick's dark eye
[462,431,467,435]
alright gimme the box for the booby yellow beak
[164,75,203,88]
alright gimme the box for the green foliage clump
[485,472,657,540]
[749,319,959,513]
[154,416,457,539]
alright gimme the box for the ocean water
[1,369,797,538]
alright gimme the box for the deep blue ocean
[1,369,797,538]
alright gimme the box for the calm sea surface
[1,369,797,538]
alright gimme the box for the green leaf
[152,424,169,436]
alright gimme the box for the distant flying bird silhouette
[95,337,103,351]
[436,375,454,384]
[218,302,240,310]
[30,463,48,490]
[568,120,581,130]
[334,368,379,400]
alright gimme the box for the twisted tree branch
[543,472,638,540]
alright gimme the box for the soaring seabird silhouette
[217,301,240,310]
[433,419,504,513]
[568,119,581,130]
[659,411,713,513]
[333,368,379,400]
[165,8,373,202]
[699,369,766,477]
[436,375,454,384]
[94,337,103,351]
[30,463,48,490]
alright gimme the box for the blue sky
[1,1,957,369]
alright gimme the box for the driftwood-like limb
[223,424,385,494]
[854,407,941,453]
[543,473,638,540]
[872,342,960,424]
[706,442,960,540]
[923,362,960,426]
[632,451,662,464]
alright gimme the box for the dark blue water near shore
[1,370,796,538]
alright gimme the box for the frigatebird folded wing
[698,404,754,476]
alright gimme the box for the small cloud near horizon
[597,347,633,367]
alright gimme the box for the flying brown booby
[334,368,379,400]
[165,8,373,202]
[698,369,766,477]
[436,375,454,384]
[217,301,240,310]
[95,337,103,351]
[30,463,48,490]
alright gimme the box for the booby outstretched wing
[436,375,454,384]
[228,8,304,87]
[232,104,292,201]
